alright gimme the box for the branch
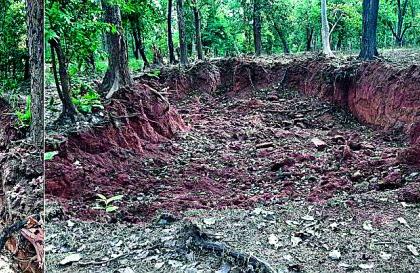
[329,13,343,35]
[387,21,398,39]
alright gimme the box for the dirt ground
[45,51,420,273]
[46,190,419,273]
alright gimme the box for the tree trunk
[192,0,204,60]
[359,0,379,60]
[101,2,132,98]
[176,0,188,65]
[272,22,289,54]
[50,39,78,122]
[131,18,149,68]
[26,0,44,148]
[320,0,334,56]
[167,0,176,64]
[390,0,409,46]
[253,0,262,56]
[306,27,313,51]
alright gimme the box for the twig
[78,253,130,267]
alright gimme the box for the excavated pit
[45,56,420,223]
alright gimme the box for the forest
[44,0,420,124]
[18,0,420,272]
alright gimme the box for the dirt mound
[46,83,187,205]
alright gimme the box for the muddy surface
[45,53,420,272]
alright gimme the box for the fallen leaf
[59,253,81,265]
[154,262,164,269]
[329,249,341,260]
[407,245,418,256]
[397,217,410,227]
[301,215,315,221]
[362,221,373,231]
[359,263,374,269]
[291,236,302,246]
[379,252,391,260]
[203,218,216,225]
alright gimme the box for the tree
[176,0,188,65]
[101,1,132,98]
[192,0,204,60]
[387,0,411,46]
[253,0,262,56]
[320,0,334,56]
[49,38,79,122]
[359,0,379,60]
[26,0,44,148]
[167,0,177,63]
[130,16,149,67]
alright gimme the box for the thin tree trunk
[26,0,44,148]
[306,27,313,51]
[50,39,78,122]
[359,0,379,60]
[272,22,289,54]
[101,1,132,98]
[192,0,204,60]
[176,0,188,65]
[253,0,262,56]
[320,0,334,56]
[168,0,176,64]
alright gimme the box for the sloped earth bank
[45,55,419,272]
[0,98,44,273]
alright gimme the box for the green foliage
[0,0,28,98]
[71,85,103,114]
[44,151,59,161]
[15,96,31,128]
[93,194,124,213]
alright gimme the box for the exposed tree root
[183,224,277,273]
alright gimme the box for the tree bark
[26,0,44,148]
[130,17,149,68]
[272,22,289,54]
[50,39,78,122]
[167,0,176,64]
[320,0,334,57]
[306,27,313,51]
[176,0,188,65]
[359,0,379,60]
[192,0,204,60]
[101,2,132,98]
[253,0,262,56]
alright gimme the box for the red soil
[45,57,420,223]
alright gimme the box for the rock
[378,170,403,190]
[342,144,353,160]
[351,171,363,181]
[311,137,327,150]
[267,94,279,101]
[332,135,345,144]
[270,157,296,171]
[398,181,420,203]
